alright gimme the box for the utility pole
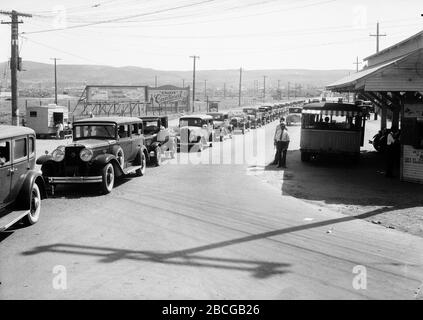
[277,80,281,100]
[155,75,158,88]
[204,79,207,99]
[353,56,362,73]
[1,10,32,126]
[287,82,290,100]
[182,79,185,87]
[223,82,226,99]
[238,67,242,107]
[370,22,386,53]
[50,58,61,105]
[263,76,267,102]
[189,55,199,112]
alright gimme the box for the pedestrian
[272,118,290,168]
[55,122,64,139]
[385,128,397,178]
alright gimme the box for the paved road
[0,120,422,299]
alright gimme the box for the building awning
[326,49,423,92]
[302,109,361,116]
[302,102,363,116]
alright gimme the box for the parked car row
[0,100,307,231]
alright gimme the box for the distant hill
[0,61,352,90]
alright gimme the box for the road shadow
[21,204,408,279]
[22,243,290,279]
[0,231,13,243]
[275,150,423,208]
[258,150,423,235]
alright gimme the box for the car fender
[92,154,124,176]
[36,154,54,165]
[150,141,161,150]
[16,170,47,210]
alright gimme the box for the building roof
[0,125,35,139]
[74,116,143,124]
[364,30,423,62]
[325,49,422,92]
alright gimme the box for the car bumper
[47,176,103,184]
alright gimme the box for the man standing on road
[385,128,397,178]
[272,118,290,168]
[56,122,64,139]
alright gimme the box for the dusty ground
[252,118,423,238]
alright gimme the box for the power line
[23,0,219,35]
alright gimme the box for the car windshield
[74,124,116,140]
[143,120,160,134]
[180,118,202,127]
[209,114,224,121]
[289,108,302,114]
[302,114,362,131]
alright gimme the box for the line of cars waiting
[0,100,305,231]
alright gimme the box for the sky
[0,0,422,71]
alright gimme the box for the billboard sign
[86,86,146,103]
[147,86,189,106]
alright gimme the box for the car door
[130,123,143,161]
[0,139,12,208]
[117,124,132,168]
[9,136,29,202]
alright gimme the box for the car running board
[0,209,30,232]
[123,165,142,175]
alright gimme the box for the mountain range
[0,61,353,91]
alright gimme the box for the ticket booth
[26,104,69,138]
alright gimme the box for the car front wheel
[23,183,41,225]
[154,146,162,166]
[136,151,147,176]
[101,163,115,194]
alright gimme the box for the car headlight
[52,147,65,162]
[80,148,93,162]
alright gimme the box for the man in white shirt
[385,128,397,177]
[272,118,290,168]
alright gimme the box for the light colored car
[176,115,215,152]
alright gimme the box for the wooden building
[326,30,423,183]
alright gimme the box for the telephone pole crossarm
[1,10,32,126]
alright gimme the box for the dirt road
[0,118,422,299]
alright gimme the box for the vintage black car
[242,107,263,128]
[37,117,148,194]
[229,115,249,134]
[258,106,272,124]
[0,126,46,231]
[139,116,177,166]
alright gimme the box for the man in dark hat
[272,118,290,168]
